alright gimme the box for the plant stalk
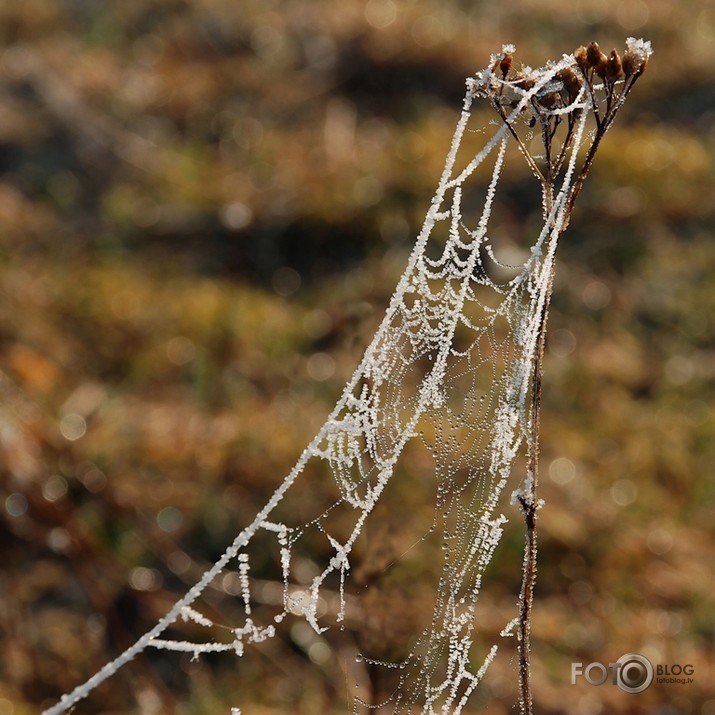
[517,275,551,715]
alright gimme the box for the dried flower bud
[595,55,608,79]
[538,92,560,109]
[515,75,536,92]
[586,41,604,68]
[606,49,623,80]
[556,67,582,100]
[583,41,609,79]
[622,37,652,78]
[574,46,589,72]
[499,53,513,78]
[622,52,638,78]
[622,50,647,76]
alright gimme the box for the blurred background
[0,1,714,714]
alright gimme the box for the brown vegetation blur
[0,2,713,714]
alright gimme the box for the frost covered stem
[517,289,549,715]
[517,499,538,715]
[484,41,653,711]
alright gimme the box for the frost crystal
[625,37,653,62]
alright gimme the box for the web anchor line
[43,38,651,715]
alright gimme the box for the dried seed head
[622,37,652,77]
[515,74,536,92]
[622,52,638,78]
[586,41,604,68]
[606,49,623,80]
[499,53,513,78]
[556,67,582,100]
[538,91,561,109]
[492,46,515,78]
[595,55,608,79]
[574,46,589,72]
[584,41,609,79]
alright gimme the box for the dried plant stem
[505,41,650,714]
[518,280,550,715]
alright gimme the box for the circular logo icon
[615,653,654,693]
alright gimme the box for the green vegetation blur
[0,1,713,714]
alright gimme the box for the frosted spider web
[43,43,646,715]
